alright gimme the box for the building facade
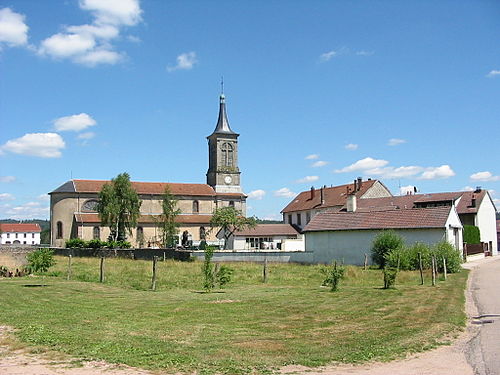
[0,223,41,245]
[49,95,247,247]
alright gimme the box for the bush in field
[433,241,462,273]
[321,261,345,291]
[216,265,233,288]
[65,238,87,248]
[372,230,404,268]
[26,249,56,273]
[383,266,398,289]
[385,242,432,271]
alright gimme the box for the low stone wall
[0,246,36,270]
[191,250,314,263]
[53,247,192,261]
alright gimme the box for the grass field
[0,256,468,374]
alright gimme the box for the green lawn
[0,256,468,374]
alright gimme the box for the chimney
[347,194,357,212]
[353,179,357,192]
[357,177,362,191]
[320,186,325,205]
[310,186,315,200]
[471,194,476,208]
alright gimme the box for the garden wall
[53,247,192,261]
[0,246,34,270]
[191,250,314,263]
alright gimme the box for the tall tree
[97,172,142,242]
[210,206,257,249]
[156,186,181,248]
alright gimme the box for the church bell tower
[206,94,242,193]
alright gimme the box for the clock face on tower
[224,175,232,184]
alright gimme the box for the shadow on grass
[23,284,49,288]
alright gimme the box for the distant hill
[0,219,50,231]
[255,218,284,224]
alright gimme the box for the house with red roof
[0,223,41,245]
[49,95,247,248]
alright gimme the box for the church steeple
[206,92,242,194]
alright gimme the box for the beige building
[49,94,247,247]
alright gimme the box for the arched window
[221,142,233,167]
[200,226,206,240]
[229,201,235,208]
[136,227,144,247]
[56,221,63,239]
[193,200,199,213]
[93,226,100,240]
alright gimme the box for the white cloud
[418,165,455,180]
[366,166,424,179]
[77,132,96,140]
[345,143,358,151]
[1,133,65,158]
[335,157,389,173]
[2,201,49,220]
[54,113,97,132]
[486,70,500,78]
[356,50,374,56]
[80,0,142,26]
[399,185,417,195]
[470,171,500,182]
[320,50,337,62]
[0,8,28,48]
[274,187,296,198]
[295,176,319,184]
[262,213,281,221]
[312,160,328,168]
[387,138,406,146]
[462,186,474,192]
[305,154,319,160]
[0,176,15,183]
[38,0,142,66]
[247,189,266,200]
[493,198,500,207]
[0,193,15,201]
[38,194,50,202]
[167,52,198,72]
[127,35,141,43]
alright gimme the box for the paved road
[466,257,500,375]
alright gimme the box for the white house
[219,224,303,251]
[303,200,463,265]
[0,223,41,245]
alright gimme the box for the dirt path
[1,257,491,375]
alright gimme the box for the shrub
[26,249,56,273]
[65,238,87,248]
[106,240,132,249]
[86,239,107,249]
[216,265,233,288]
[463,225,480,244]
[383,266,398,289]
[433,241,462,273]
[202,248,215,291]
[371,230,404,268]
[321,261,345,292]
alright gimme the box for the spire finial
[221,76,224,95]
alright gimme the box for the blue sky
[1,0,499,220]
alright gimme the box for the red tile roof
[52,179,246,198]
[281,179,384,213]
[0,223,41,233]
[455,190,486,214]
[303,206,452,232]
[74,213,213,225]
[233,224,300,237]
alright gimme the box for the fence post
[263,257,268,283]
[418,252,424,285]
[151,256,158,291]
[163,251,166,262]
[99,256,105,283]
[364,253,368,270]
[431,256,436,286]
[442,256,447,280]
[67,254,72,281]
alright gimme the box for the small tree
[371,230,404,268]
[463,225,481,244]
[321,261,345,292]
[97,172,142,242]
[156,186,180,248]
[26,248,55,273]
[210,206,257,250]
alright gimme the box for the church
[49,94,247,247]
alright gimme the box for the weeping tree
[97,172,142,242]
[210,206,257,249]
[156,186,181,248]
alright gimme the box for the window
[6,233,9,238]
[306,212,311,224]
[288,215,292,224]
[136,227,144,246]
[24,233,27,238]
[297,213,302,226]
[32,233,35,238]
[229,201,235,208]
[56,221,63,239]
[200,226,206,240]
[193,200,199,213]
[221,142,234,167]
[15,233,18,238]
[23,241,26,244]
[32,241,35,244]
[93,226,100,240]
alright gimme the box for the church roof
[209,94,238,136]
[50,179,246,197]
